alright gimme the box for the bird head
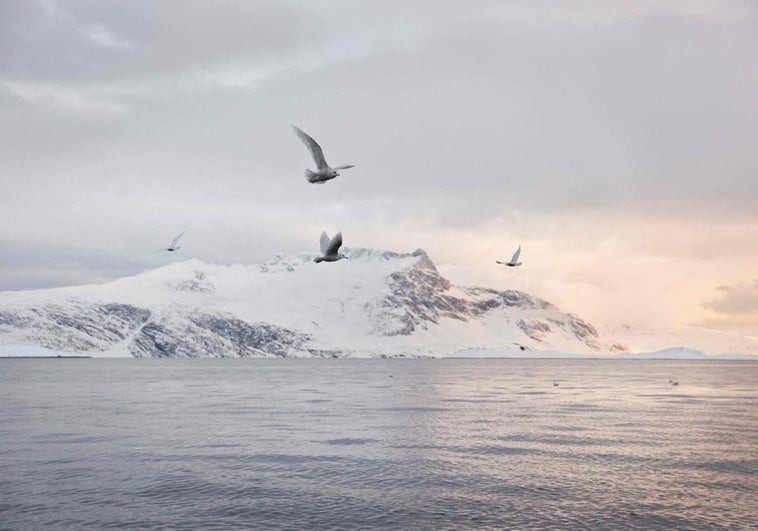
[339,252,349,260]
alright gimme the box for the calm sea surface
[1,359,756,530]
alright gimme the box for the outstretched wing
[292,125,328,170]
[495,260,507,264]
[326,231,343,255]
[171,230,185,248]
[319,231,330,254]
[510,245,521,264]
[334,165,354,170]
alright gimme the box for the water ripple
[0,358,756,530]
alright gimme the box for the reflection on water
[1,359,756,529]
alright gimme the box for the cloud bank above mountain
[1,0,756,346]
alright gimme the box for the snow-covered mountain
[0,248,625,358]
[614,347,709,360]
[601,323,758,357]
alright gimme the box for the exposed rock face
[366,250,456,335]
[364,250,592,348]
[0,298,312,358]
[172,271,215,293]
[0,301,151,352]
[130,310,310,358]
[518,319,552,342]
[0,249,619,357]
[569,317,600,349]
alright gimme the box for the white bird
[292,125,354,184]
[314,231,348,263]
[162,231,185,252]
[497,245,522,267]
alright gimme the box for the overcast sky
[1,0,756,350]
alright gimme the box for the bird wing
[334,165,354,170]
[510,245,521,263]
[326,231,343,255]
[292,125,328,170]
[171,230,185,248]
[496,260,506,264]
[320,231,331,254]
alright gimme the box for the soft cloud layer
[705,280,758,320]
[1,0,756,351]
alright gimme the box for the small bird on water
[292,125,355,184]
[314,231,349,263]
[162,231,185,252]
[497,245,522,267]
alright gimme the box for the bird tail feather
[305,169,319,183]
[313,256,325,263]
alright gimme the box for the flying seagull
[314,231,348,263]
[497,245,522,267]
[163,231,185,252]
[292,125,354,184]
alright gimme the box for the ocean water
[1,359,756,530]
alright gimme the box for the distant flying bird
[497,245,522,267]
[314,231,348,263]
[292,125,354,184]
[553,382,560,387]
[671,380,679,386]
[163,231,185,252]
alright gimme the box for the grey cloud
[0,243,153,291]
[705,280,758,317]
[0,0,139,80]
[0,0,324,81]
[1,1,757,291]
[141,1,323,72]
[85,24,135,51]
[165,10,755,218]
[2,80,129,115]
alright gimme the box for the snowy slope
[603,323,758,357]
[0,248,623,358]
[614,347,709,359]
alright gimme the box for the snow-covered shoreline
[452,346,756,360]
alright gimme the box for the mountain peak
[343,247,430,262]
